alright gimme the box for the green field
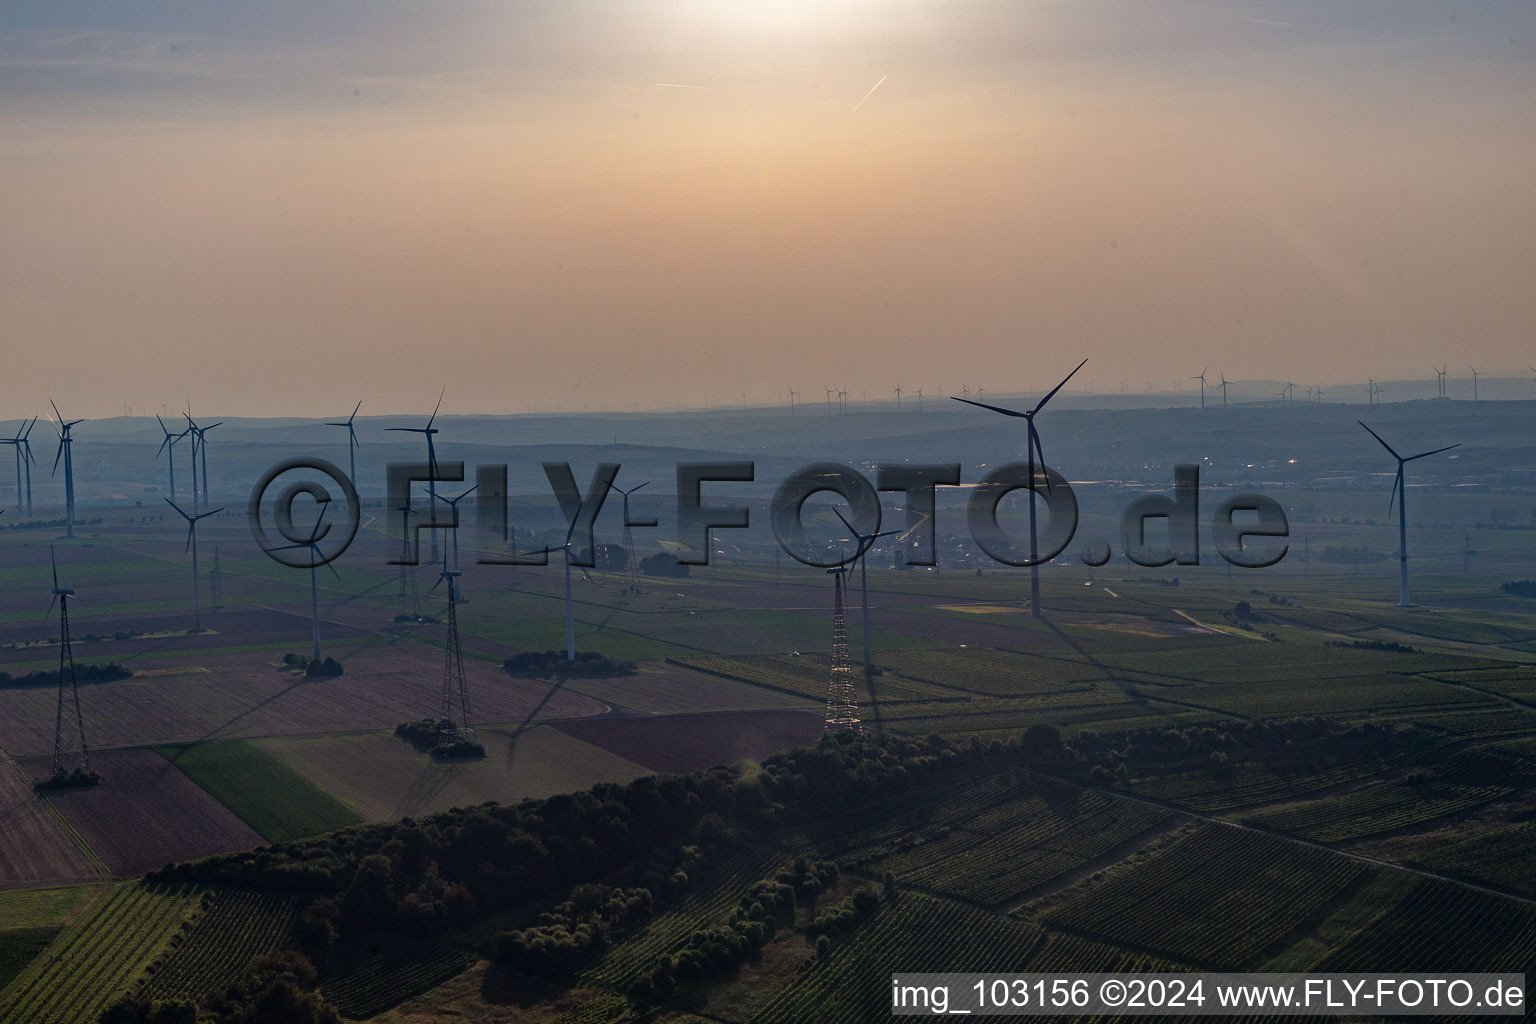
[157,740,363,842]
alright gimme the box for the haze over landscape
[3,0,1535,416]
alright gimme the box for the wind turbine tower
[166,499,224,631]
[155,416,186,498]
[1469,365,1480,401]
[269,503,340,660]
[2,417,37,516]
[386,391,446,565]
[327,401,362,488]
[832,508,899,683]
[1358,421,1460,607]
[49,402,82,538]
[953,358,1087,618]
[611,481,650,595]
[1191,367,1208,409]
[431,484,477,602]
[1218,374,1229,408]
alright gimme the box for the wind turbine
[952,357,1088,618]
[1217,374,1229,408]
[1357,421,1460,608]
[1367,378,1377,405]
[165,498,223,631]
[892,384,903,411]
[837,385,849,412]
[609,480,650,595]
[1469,365,1480,401]
[1191,367,1208,409]
[386,390,446,565]
[48,401,82,538]
[182,412,222,507]
[267,502,341,661]
[429,483,477,600]
[914,385,924,412]
[155,415,187,498]
[326,400,362,487]
[831,507,900,682]
[1434,365,1447,399]
[2,417,37,516]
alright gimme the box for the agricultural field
[0,882,200,1024]
[137,889,300,1002]
[553,709,824,774]
[156,739,362,842]
[1,470,1535,1022]
[255,725,653,822]
[0,642,609,756]
[1043,825,1372,968]
[26,748,264,878]
[0,759,99,890]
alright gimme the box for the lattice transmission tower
[48,551,92,776]
[436,571,476,746]
[824,566,861,734]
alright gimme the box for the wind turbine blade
[1404,443,1461,461]
[50,399,63,424]
[1387,467,1401,518]
[44,594,56,620]
[950,396,1027,417]
[1356,420,1401,460]
[427,387,445,429]
[564,506,582,547]
[831,506,858,537]
[185,525,194,554]
[1031,425,1052,493]
[451,484,478,503]
[350,428,360,450]
[51,545,58,591]
[308,503,330,542]
[580,567,595,584]
[164,497,191,521]
[350,400,362,423]
[198,507,226,520]
[1033,357,1089,413]
[52,442,63,477]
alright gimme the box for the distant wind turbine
[166,498,224,631]
[1191,367,1208,409]
[1,417,37,516]
[1358,421,1459,607]
[326,400,362,487]
[48,401,82,538]
[155,415,187,499]
[386,390,446,566]
[832,507,900,683]
[1469,365,1480,401]
[267,502,341,661]
[1217,374,1229,408]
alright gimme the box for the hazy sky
[3,1,1533,417]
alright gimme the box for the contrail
[653,82,704,89]
[849,74,888,115]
